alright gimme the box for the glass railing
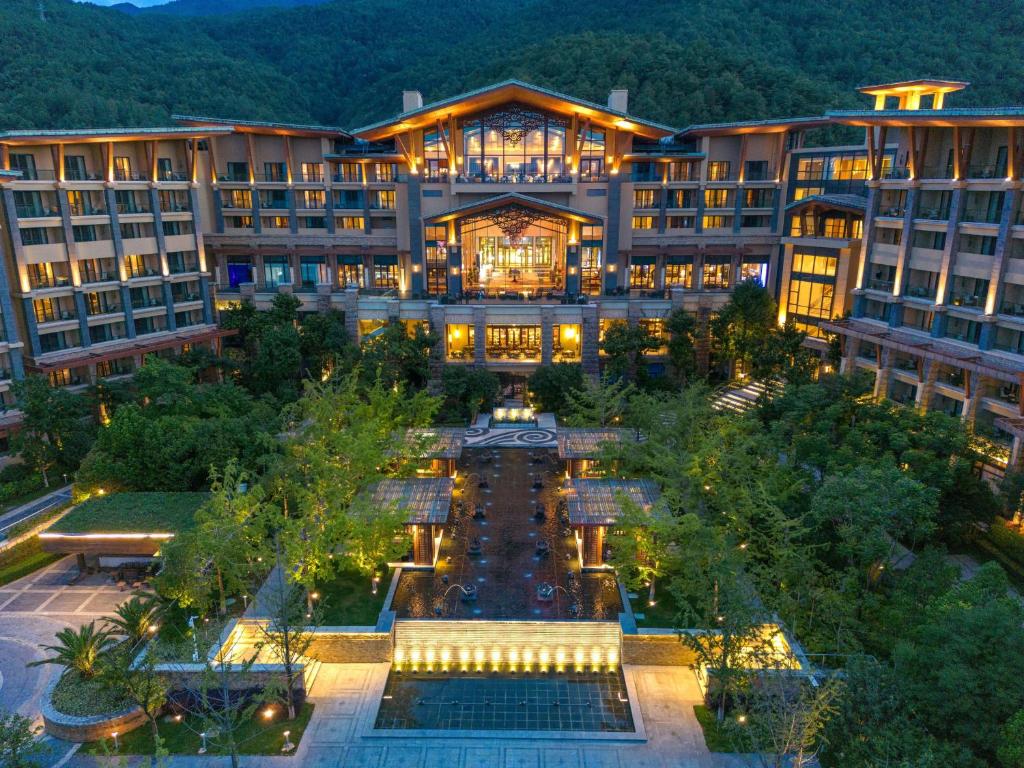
[882,166,911,180]
[453,172,575,184]
[961,208,1001,224]
[967,164,1005,180]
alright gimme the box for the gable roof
[173,115,352,139]
[423,192,604,226]
[784,193,868,214]
[352,79,676,140]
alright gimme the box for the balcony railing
[30,276,71,290]
[917,207,950,221]
[157,171,190,182]
[882,166,911,180]
[868,279,895,292]
[878,206,905,218]
[113,171,149,182]
[254,172,288,183]
[453,173,576,184]
[117,203,151,215]
[904,285,937,300]
[920,165,954,180]
[16,205,57,218]
[1000,301,1024,317]
[967,164,1005,180]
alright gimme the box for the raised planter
[41,675,147,743]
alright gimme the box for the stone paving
[67,662,755,767]
[0,556,130,718]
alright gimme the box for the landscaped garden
[315,567,390,626]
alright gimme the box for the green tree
[98,642,168,751]
[711,279,776,378]
[440,365,500,422]
[600,322,659,381]
[999,710,1024,768]
[565,374,635,427]
[665,307,699,385]
[29,622,114,679]
[526,363,584,415]
[299,310,354,381]
[12,374,94,484]
[0,710,43,768]
[358,323,438,390]
[102,594,160,645]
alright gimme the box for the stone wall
[41,677,148,743]
[307,629,393,663]
[621,631,698,666]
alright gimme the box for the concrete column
[541,307,554,365]
[985,188,1020,316]
[325,187,336,235]
[581,303,599,378]
[472,306,486,365]
[565,245,581,295]
[251,185,262,234]
[199,277,213,324]
[149,187,170,277]
[606,175,623,285]
[120,285,136,338]
[104,188,127,278]
[915,359,939,413]
[407,175,424,293]
[21,298,41,357]
[73,292,90,347]
[213,187,225,233]
[447,241,462,297]
[732,186,743,234]
[287,188,298,234]
[961,370,981,425]
[873,347,891,400]
[933,186,966,308]
[316,283,333,314]
[162,283,177,331]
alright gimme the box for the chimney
[608,89,629,114]
[403,90,423,113]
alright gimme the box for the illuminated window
[634,189,657,208]
[796,158,825,181]
[300,162,323,182]
[336,162,363,183]
[446,324,474,360]
[266,216,289,229]
[707,161,731,181]
[113,156,133,181]
[793,187,824,201]
[704,262,732,289]
[338,216,364,230]
[704,188,731,208]
[740,262,768,284]
[630,263,655,289]
[638,318,667,354]
[792,253,837,277]
[702,215,730,229]
[302,190,325,209]
[632,216,656,230]
[830,155,869,180]
[373,190,395,210]
[665,263,692,287]
[372,264,398,289]
[374,163,396,182]
[669,189,695,208]
[553,324,581,361]
[786,280,834,336]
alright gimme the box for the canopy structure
[370,478,454,525]
[556,428,635,460]
[370,478,454,566]
[406,428,465,460]
[564,479,660,527]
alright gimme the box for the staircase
[712,379,782,414]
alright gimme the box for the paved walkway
[0,557,129,719]
[0,485,72,537]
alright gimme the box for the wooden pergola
[370,478,454,566]
[564,478,660,568]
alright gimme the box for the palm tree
[103,595,160,646]
[29,623,115,679]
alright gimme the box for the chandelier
[468,103,567,147]
[463,204,561,245]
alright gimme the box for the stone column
[472,306,487,364]
[873,347,891,400]
[915,359,939,414]
[342,287,360,341]
[581,303,599,378]
[565,245,581,296]
[316,283,333,314]
[961,370,981,425]
[541,307,554,365]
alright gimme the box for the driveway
[0,556,129,718]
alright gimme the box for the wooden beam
[103,141,113,183]
[207,136,219,185]
[866,127,877,181]
[961,127,976,178]
[874,127,888,180]
[245,134,257,184]
[907,126,918,180]
[147,140,158,183]
[435,119,452,167]
[187,139,199,184]
[737,134,749,183]
[448,115,458,174]
[284,135,295,184]
[394,133,416,174]
[575,117,592,160]
[52,144,64,182]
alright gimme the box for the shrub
[985,519,1024,567]
[50,670,131,718]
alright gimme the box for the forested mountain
[125,0,332,16]
[4,0,1024,131]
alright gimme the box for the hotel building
[0,78,1021,469]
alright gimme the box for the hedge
[984,519,1024,568]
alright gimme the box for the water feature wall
[392,619,621,674]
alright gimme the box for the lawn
[0,536,62,586]
[694,704,746,752]
[82,702,315,756]
[627,585,681,628]
[316,567,389,626]
[49,492,208,535]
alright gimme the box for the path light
[111,732,119,751]
[198,732,208,755]
[263,707,275,721]
[737,714,748,725]
[281,730,295,753]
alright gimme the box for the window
[224,189,252,209]
[744,160,769,181]
[263,256,290,288]
[338,216,364,230]
[787,280,834,335]
[264,162,287,182]
[124,254,149,278]
[741,215,771,229]
[634,189,657,209]
[744,188,774,208]
[20,228,50,246]
[665,263,692,287]
[120,222,147,240]
[424,128,450,181]
[632,216,655,230]
[793,187,824,201]
[163,220,193,237]
[793,253,838,277]
[33,298,57,323]
[830,155,869,180]
[338,262,362,289]
[702,215,730,229]
[707,161,731,181]
[740,261,768,284]
[373,190,395,210]
[630,263,655,289]
[704,189,731,208]
[669,189,694,208]
[703,262,732,289]
[912,229,946,250]
[157,157,174,181]
[446,324,474,360]
[299,256,327,288]
[666,161,694,181]
[797,158,827,181]
[581,246,602,294]
[73,225,99,242]
[638,318,666,351]
[336,162,363,183]
[265,216,290,229]
[225,162,249,182]
[335,189,363,209]
[298,162,321,182]
[374,163,395,182]
[372,264,398,289]
[64,155,87,181]
[113,156,132,181]
[226,216,253,229]
[302,190,325,209]
[303,217,326,229]
[667,216,695,229]
[260,189,287,209]
[485,325,542,360]
[10,153,37,180]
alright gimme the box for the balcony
[882,165,911,180]
[16,204,58,219]
[919,165,954,180]
[966,164,1005,180]
[961,208,1001,225]
[113,171,149,182]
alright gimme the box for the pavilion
[556,428,636,478]
[563,478,660,568]
[405,428,465,477]
[371,478,454,566]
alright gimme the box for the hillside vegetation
[2,0,1023,130]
